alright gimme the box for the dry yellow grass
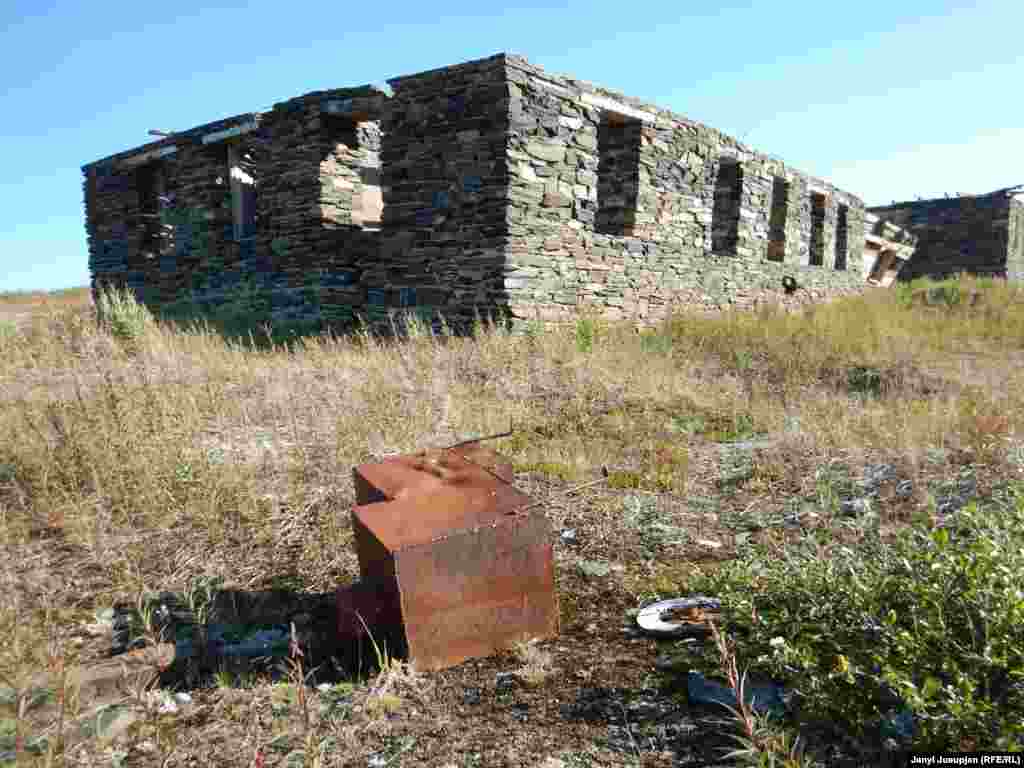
[510,639,556,688]
[2,275,1024,765]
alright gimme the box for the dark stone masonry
[82,53,914,332]
[868,186,1024,283]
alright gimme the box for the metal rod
[445,419,514,449]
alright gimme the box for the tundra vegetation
[2,275,1024,766]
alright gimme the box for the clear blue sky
[2,0,1021,293]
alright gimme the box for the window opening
[767,176,788,262]
[136,162,164,258]
[809,192,827,266]
[711,157,742,254]
[595,112,642,236]
[228,143,257,241]
[834,203,848,270]
[323,115,382,230]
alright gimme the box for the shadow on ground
[108,585,382,687]
[146,304,499,351]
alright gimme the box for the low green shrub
[95,284,155,348]
[677,482,1024,753]
[575,316,596,353]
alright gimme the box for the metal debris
[635,597,722,639]
[339,444,559,671]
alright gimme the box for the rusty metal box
[339,445,558,671]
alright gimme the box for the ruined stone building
[82,53,913,331]
[868,185,1024,283]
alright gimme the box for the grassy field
[2,277,1024,766]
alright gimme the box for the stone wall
[373,54,511,326]
[84,52,877,334]
[84,88,389,328]
[868,187,1024,281]
[252,86,386,327]
[500,55,867,325]
[84,113,259,313]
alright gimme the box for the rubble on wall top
[81,111,260,172]
[269,84,388,111]
[82,83,389,172]
[871,184,1024,210]
[79,50,862,207]
[989,183,1023,197]
[1000,184,1024,203]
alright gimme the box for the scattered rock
[695,539,722,550]
[840,497,871,516]
[860,463,897,495]
[560,686,727,759]
[74,644,175,703]
[720,437,778,451]
[561,687,674,724]
[653,646,698,672]
[934,473,978,516]
[103,589,332,665]
[147,690,192,714]
[686,671,786,716]
[577,560,611,578]
[495,672,519,695]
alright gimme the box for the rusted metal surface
[352,443,514,505]
[396,513,557,670]
[341,444,559,671]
